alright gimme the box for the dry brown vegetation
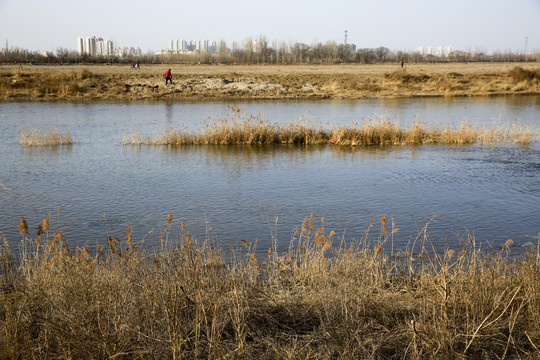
[1,213,539,359]
[124,106,537,147]
[508,66,540,82]
[19,127,73,146]
[1,63,539,101]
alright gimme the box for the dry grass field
[1,213,539,359]
[1,63,539,101]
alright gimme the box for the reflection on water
[165,102,174,125]
[153,142,414,159]
[19,144,73,158]
[0,99,539,256]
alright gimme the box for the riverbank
[1,214,539,359]
[1,63,539,101]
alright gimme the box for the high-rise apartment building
[77,36,114,56]
[228,41,239,51]
[76,37,85,55]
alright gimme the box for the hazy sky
[1,0,539,54]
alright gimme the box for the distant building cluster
[417,45,455,57]
[76,36,141,57]
[115,47,142,57]
[163,39,279,55]
[167,39,241,54]
[1,47,29,56]
[77,36,114,56]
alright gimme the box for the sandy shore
[1,63,539,101]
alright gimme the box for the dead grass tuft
[508,66,540,83]
[19,127,73,146]
[384,70,430,84]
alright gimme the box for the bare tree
[375,47,390,63]
[292,43,309,63]
[56,48,70,63]
[356,48,376,64]
[217,40,230,63]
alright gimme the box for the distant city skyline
[76,36,142,57]
[168,39,241,53]
[1,0,539,54]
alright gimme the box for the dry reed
[0,181,12,191]
[1,213,539,359]
[123,107,538,147]
[19,127,73,146]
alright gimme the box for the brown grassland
[1,213,539,359]
[1,63,539,101]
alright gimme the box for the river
[1,96,539,256]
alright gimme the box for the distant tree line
[1,41,538,65]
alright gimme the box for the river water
[1,97,539,256]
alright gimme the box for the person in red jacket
[165,69,173,85]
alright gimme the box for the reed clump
[331,118,404,145]
[1,213,539,359]
[124,107,538,147]
[508,66,540,83]
[19,127,73,146]
[202,106,281,145]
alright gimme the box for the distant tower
[344,30,348,45]
[524,36,528,55]
[76,37,84,55]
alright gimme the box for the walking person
[165,68,173,85]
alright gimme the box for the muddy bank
[1,63,539,101]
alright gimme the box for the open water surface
[0,97,539,255]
